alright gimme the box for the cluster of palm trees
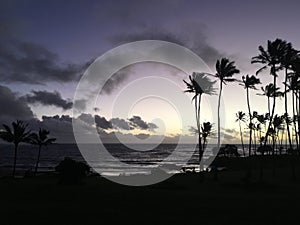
[184,58,240,168]
[0,120,56,177]
[184,38,300,169]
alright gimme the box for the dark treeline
[184,38,300,171]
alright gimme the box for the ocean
[0,143,274,176]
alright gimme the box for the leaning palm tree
[235,111,246,157]
[30,128,56,175]
[252,39,287,146]
[0,120,32,177]
[183,72,216,170]
[214,58,240,149]
[241,75,261,156]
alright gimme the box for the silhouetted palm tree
[272,114,285,155]
[30,128,56,175]
[235,111,246,157]
[184,72,216,169]
[280,42,299,151]
[257,83,283,115]
[241,75,261,156]
[253,113,268,147]
[252,39,287,146]
[201,122,213,151]
[0,121,32,177]
[287,60,300,150]
[214,58,239,149]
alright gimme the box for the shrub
[55,157,90,185]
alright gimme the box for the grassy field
[1,156,300,225]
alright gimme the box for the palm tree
[280,42,299,151]
[183,72,216,170]
[252,39,287,146]
[235,111,246,157]
[214,58,240,149]
[201,122,213,151]
[257,84,283,115]
[0,121,32,177]
[272,114,285,155]
[241,75,261,156]
[30,128,56,175]
[289,59,300,151]
[253,113,268,147]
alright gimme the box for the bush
[55,157,90,185]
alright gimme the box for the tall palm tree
[286,73,300,149]
[280,42,299,151]
[183,72,216,169]
[235,111,246,157]
[241,75,261,156]
[252,39,287,146]
[214,58,240,149]
[30,128,56,175]
[0,121,32,177]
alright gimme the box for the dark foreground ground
[1,156,300,225]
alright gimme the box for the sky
[0,0,300,143]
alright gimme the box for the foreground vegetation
[1,159,300,225]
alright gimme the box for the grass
[1,156,300,225]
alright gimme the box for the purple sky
[0,0,299,143]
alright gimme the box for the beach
[1,155,300,225]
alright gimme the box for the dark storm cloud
[108,23,224,67]
[78,113,94,125]
[0,40,88,84]
[94,115,112,130]
[24,90,73,110]
[129,116,148,130]
[0,85,34,122]
[42,114,72,123]
[31,115,75,143]
[128,116,158,131]
[148,123,158,132]
[101,68,132,95]
[77,113,158,132]
[110,118,132,130]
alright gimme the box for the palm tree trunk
[254,128,257,155]
[218,82,223,149]
[298,90,300,152]
[268,97,270,115]
[13,143,18,177]
[239,121,245,157]
[279,129,283,155]
[292,90,298,150]
[198,95,203,171]
[34,145,42,175]
[265,73,277,151]
[246,88,252,156]
[284,68,293,150]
